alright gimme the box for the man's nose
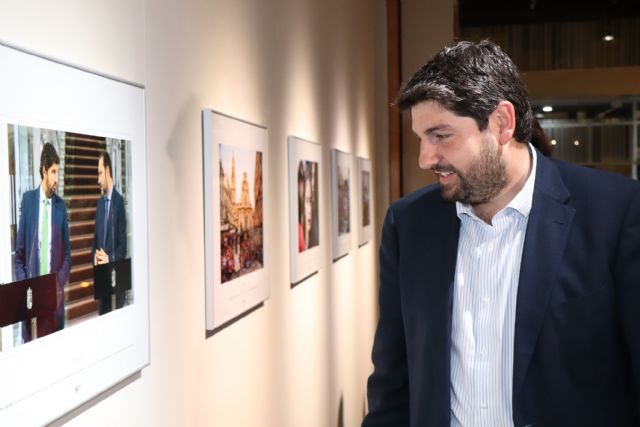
[418,140,439,169]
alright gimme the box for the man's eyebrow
[424,124,453,134]
[412,124,454,138]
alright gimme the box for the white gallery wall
[401,0,454,195]
[0,0,382,426]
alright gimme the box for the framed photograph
[287,136,322,285]
[0,42,148,425]
[202,109,269,331]
[357,157,372,246]
[330,149,352,260]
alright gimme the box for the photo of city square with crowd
[219,144,264,284]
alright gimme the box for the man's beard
[44,178,56,199]
[436,134,507,205]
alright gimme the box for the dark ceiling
[459,0,640,27]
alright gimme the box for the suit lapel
[435,201,459,421]
[412,195,459,421]
[512,155,575,398]
[51,195,62,268]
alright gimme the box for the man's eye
[430,134,450,144]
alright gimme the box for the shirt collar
[104,186,113,201]
[456,143,537,220]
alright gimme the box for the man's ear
[492,101,516,145]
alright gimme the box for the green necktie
[40,199,49,275]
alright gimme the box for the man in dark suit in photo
[363,40,640,426]
[92,151,127,314]
[14,142,72,340]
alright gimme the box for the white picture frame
[357,157,372,246]
[0,42,148,425]
[202,109,269,331]
[287,136,323,285]
[330,149,352,261]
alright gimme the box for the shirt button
[479,348,487,357]
[482,296,490,305]
[480,403,488,410]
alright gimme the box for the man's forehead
[410,101,480,134]
[411,103,456,129]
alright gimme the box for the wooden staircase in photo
[64,133,105,324]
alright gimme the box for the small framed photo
[357,157,372,246]
[331,149,352,260]
[202,109,269,331]
[287,136,322,285]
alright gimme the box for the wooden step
[71,247,93,266]
[63,164,96,176]
[66,296,98,321]
[65,184,101,196]
[65,145,103,158]
[70,262,93,283]
[66,154,98,167]
[66,279,94,301]
[70,233,93,250]
[70,220,95,236]
[66,194,100,209]
[68,207,96,222]
[65,174,98,186]
[66,133,106,148]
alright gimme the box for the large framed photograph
[287,136,322,285]
[202,110,269,331]
[331,149,352,260]
[0,42,148,425]
[357,157,372,246]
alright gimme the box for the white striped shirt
[450,145,537,427]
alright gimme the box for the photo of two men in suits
[9,129,131,346]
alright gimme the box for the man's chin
[438,183,457,202]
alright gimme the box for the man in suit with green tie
[14,142,71,340]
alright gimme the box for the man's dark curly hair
[396,40,533,144]
[39,143,60,179]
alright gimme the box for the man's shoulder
[386,183,456,229]
[551,158,639,198]
[52,193,67,210]
[18,189,38,220]
[110,187,124,203]
[22,188,39,200]
[390,183,449,213]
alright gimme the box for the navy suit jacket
[91,187,127,263]
[363,151,640,426]
[14,186,71,324]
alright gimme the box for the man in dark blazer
[14,142,71,339]
[92,151,127,314]
[363,41,640,426]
